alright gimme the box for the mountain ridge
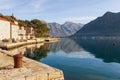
[48,22,84,37]
[74,12,120,37]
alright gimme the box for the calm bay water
[25,38,120,80]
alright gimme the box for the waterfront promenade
[0,38,64,80]
[0,38,60,50]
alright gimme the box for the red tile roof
[0,17,9,22]
[11,22,17,26]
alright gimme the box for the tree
[18,20,27,26]
[0,13,3,17]
[30,19,50,37]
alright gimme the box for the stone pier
[0,38,60,50]
[0,49,64,80]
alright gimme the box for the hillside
[48,22,83,37]
[74,12,120,36]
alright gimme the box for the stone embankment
[0,48,64,80]
[0,38,60,50]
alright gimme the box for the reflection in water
[48,38,95,59]
[40,38,120,80]
[7,38,120,80]
[8,43,44,56]
[26,44,50,60]
[8,43,50,60]
[49,38,83,53]
[74,38,120,63]
[8,38,120,63]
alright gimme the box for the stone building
[18,26,26,41]
[0,17,35,42]
[0,18,10,41]
[25,27,35,39]
[11,21,19,41]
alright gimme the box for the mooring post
[13,53,23,68]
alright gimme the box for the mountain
[74,12,120,37]
[48,22,84,37]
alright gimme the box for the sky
[0,0,120,24]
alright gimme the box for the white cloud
[0,0,15,10]
[0,0,47,13]
[29,0,46,11]
[47,16,97,24]
[62,17,97,24]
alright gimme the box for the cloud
[62,17,96,24]
[29,0,46,11]
[0,0,47,14]
[0,0,15,10]
[47,16,97,24]
[2,0,119,24]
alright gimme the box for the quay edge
[0,38,60,50]
[0,47,64,80]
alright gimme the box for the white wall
[18,26,26,40]
[0,20,10,40]
[18,27,26,35]
[0,20,33,41]
[11,25,19,40]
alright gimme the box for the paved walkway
[0,49,64,80]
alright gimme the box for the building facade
[11,22,19,41]
[25,27,35,40]
[0,18,10,40]
[18,26,26,41]
[0,17,35,42]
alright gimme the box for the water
[25,38,120,80]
